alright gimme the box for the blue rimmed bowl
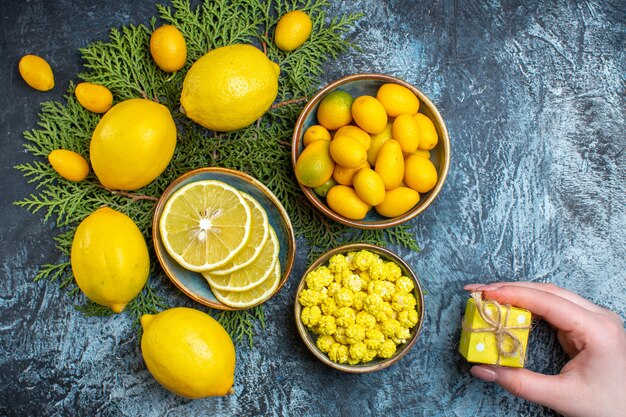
[152,167,296,310]
[291,73,450,229]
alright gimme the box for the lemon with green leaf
[180,44,280,132]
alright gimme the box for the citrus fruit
[140,307,235,398]
[414,113,439,150]
[48,149,89,182]
[303,124,331,147]
[367,122,392,166]
[333,161,369,186]
[351,95,387,134]
[150,24,187,73]
[392,114,421,153]
[71,207,149,313]
[316,90,354,130]
[376,83,419,117]
[353,168,386,206]
[375,187,420,218]
[295,139,335,188]
[375,139,404,190]
[90,98,176,190]
[313,178,337,197]
[204,226,279,292]
[205,193,269,275]
[404,154,438,193]
[274,10,312,51]
[74,82,113,113]
[412,149,430,159]
[18,54,54,91]
[210,261,282,308]
[329,135,367,168]
[159,180,251,272]
[180,44,280,132]
[326,185,371,220]
[335,125,371,150]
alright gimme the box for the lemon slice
[159,180,251,272]
[210,260,282,308]
[203,226,279,292]
[208,192,269,276]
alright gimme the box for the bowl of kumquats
[291,73,450,229]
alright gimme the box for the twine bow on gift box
[463,292,532,365]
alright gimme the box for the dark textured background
[1,0,625,416]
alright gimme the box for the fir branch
[216,306,266,348]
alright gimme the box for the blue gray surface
[1,0,625,416]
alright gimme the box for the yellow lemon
[75,82,113,113]
[90,98,176,190]
[375,139,404,190]
[392,114,420,153]
[150,25,187,73]
[71,207,149,313]
[367,122,392,166]
[326,185,371,220]
[333,161,369,186]
[375,187,420,218]
[376,83,419,117]
[274,10,312,51]
[335,125,371,150]
[295,139,335,188]
[140,307,235,398]
[316,90,354,130]
[48,149,89,182]
[18,54,54,91]
[404,154,438,193]
[303,124,331,147]
[414,113,439,150]
[329,135,367,168]
[180,44,279,132]
[351,96,388,134]
[353,168,386,206]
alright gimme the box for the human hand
[463,282,626,417]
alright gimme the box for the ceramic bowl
[153,167,296,310]
[294,243,425,373]
[291,73,450,229]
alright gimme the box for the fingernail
[476,285,498,291]
[463,284,482,290]
[470,365,498,382]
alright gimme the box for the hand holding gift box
[459,292,532,368]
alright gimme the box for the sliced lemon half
[208,192,269,276]
[210,259,282,308]
[203,226,279,292]
[159,180,251,272]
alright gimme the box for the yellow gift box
[459,292,531,368]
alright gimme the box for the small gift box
[459,292,531,368]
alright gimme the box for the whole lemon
[180,44,280,132]
[150,25,187,73]
[295,139,335,187]
[353,168,386,206]
[351,95,388,134]
[376,83,419,117]
[18,54,54,91]
[274,10,312,52]
[71,207,149,313]
[414,113,439,150]
[303,124,331,147]
[392,114,421,153]
[90,98,176,190]
[329,135,367,168]
[335,125,371,150]
[316,90,354,131]
[140,307,236,398]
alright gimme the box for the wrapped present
[459,292,531,368]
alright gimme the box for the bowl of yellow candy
[294,243,425,373]
[291,73,450,229]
